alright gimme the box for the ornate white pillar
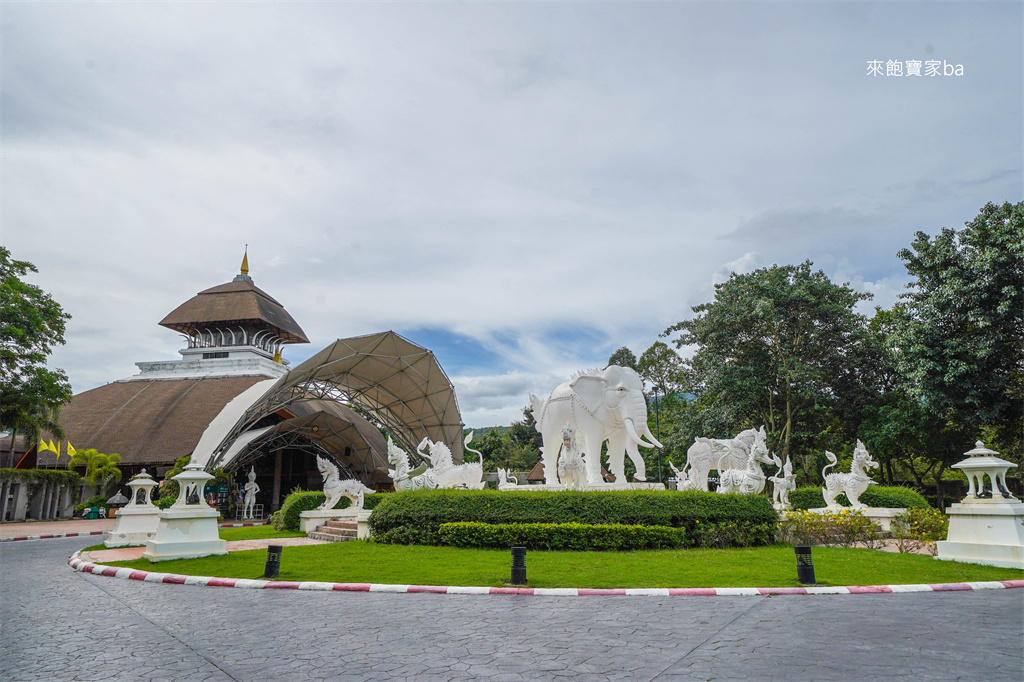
[936,441,1024,569]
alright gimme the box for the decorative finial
[240,245,249,276]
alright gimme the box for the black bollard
[794,545,815,585]
[264,545,282,579]
[510,546,527,585]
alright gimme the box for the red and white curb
[2,531,107,543]
[67,551,1024,597]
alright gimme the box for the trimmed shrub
[777,509,883,549]
[369,489,778,547]
[789,486,930,511]
[271,490,385,531]
[890,507,949,556]
[154,495,176,510]
[439,522,689,551]
[75,495,108,513]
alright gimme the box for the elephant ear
[570,375,606,415]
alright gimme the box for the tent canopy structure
[224,401,393,484]
[208,331,464,471]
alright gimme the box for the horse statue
[822,440,879,509]
[417,436,486,490]
[681,426,766,492]
[387,437,436,491]
[315,456,375,511]
[768,454,796,510]
[556,422,587,490]
[717,428,773,495]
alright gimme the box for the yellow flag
[49,440,59,456]
[38,440,51,453]
[67,442,77,457]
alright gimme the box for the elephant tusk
[624,418,658,449]
[643,424,665,449]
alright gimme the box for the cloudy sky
[3,2,1020,427]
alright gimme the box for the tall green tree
[664,261,872,477]
[893,201,1023,449]
[607,346,638,371]
[1,247,72,467]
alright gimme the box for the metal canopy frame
[208,331,464,470]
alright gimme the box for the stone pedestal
[935,441,1023,570]
[142,464,227,562]
[936,500,1024,569]
[300,508,372,537]
[106,469,161,548]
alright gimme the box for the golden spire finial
[240,245,249,276]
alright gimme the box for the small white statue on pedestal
[316,456,375,511]
[556,423,587,490]
[768,455,796,510]
[822,440,878,510]
[241,467,260,520]
[496,468,520,491]
[417,436,486,490]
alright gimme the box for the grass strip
[102,542,1024,589]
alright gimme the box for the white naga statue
[417,435,486,490]
[681,426,768,492]
[716,428,773,495]
[241,467,260,520]
[556,423,587,491]
[315,456,375,511]
[387,437,435,491]
[822,440,879,510]
[768,455,796,510]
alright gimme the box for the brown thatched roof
[159,280,308,344]
[36,377,268,467]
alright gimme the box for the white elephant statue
[530,365,663,485]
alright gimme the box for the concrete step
[322,520,358,531]
[307,525,358,543]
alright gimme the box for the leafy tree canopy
[893,201,1023,437]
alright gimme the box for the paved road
[2,537,1022,681]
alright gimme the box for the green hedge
[0,468,81,486]
[369,489,778,547]
[789,486,930,510]
[439,522,689,551]
[271,490,385,531]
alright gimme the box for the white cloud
[4,2,1019,423]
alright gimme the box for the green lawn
[100,542,1024,588]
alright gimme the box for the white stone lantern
[105,469,161,548]
[142,463,227,562]
[936,441,1023,570]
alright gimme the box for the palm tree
[1,390,66,468]
[65,448,122,497]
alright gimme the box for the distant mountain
[464,425,510,435]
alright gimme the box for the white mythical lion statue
[315,456,375,511]
[417,435,486,490]
[822,440,879,510]
[556,422,586,490]
[387,437,436,491]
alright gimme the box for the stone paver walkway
[1,536,1022,681]
[0,518,114,538]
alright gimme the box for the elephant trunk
[619,391,664,449]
